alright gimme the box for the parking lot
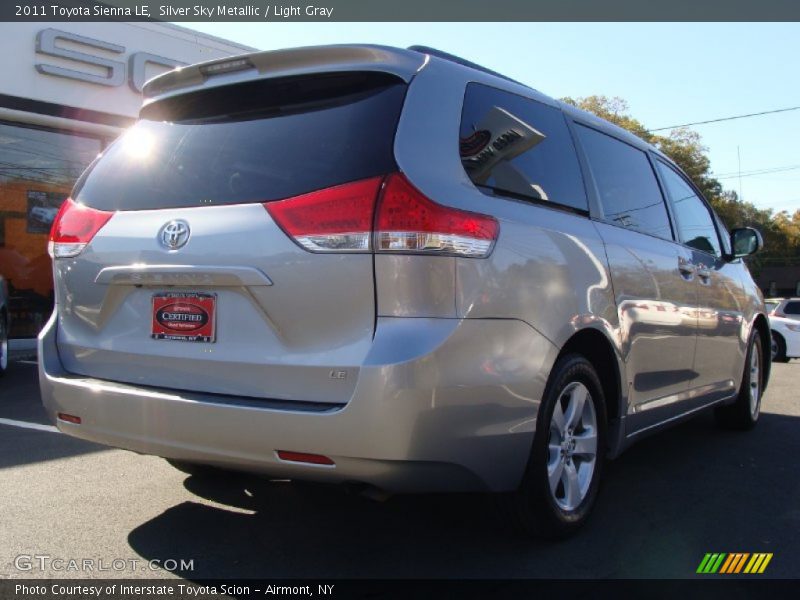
[1,355,798,580]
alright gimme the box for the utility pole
[737,146,743,201]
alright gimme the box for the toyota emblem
[160,220,190,250]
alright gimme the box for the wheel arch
[557,327,624,456]
[752,314,771,391]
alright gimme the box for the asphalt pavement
[1,356,798,580]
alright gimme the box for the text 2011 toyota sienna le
[39,45,770,538]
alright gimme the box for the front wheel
[716,332,763,430]
[510,354,607,539]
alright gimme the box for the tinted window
[459,83,587,211]
[75,73,406,211]
[656,161,721,256]
[785,301,800,315]
[575,125,672,239]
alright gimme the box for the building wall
[0,22,253,337]
[755,266,800,298]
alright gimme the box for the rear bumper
[39,313,557,492]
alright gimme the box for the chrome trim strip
[94,265,273,287]
[626,393,736,439]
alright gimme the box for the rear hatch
[51,72,406,404]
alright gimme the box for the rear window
[74,72,406,211]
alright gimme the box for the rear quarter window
[459,83,588,212]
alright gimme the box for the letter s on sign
[35,28,125,87]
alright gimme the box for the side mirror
[730,227,763,259]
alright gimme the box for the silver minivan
[39,45,770,538]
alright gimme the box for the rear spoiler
[142,44,428,105]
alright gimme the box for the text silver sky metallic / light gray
[39,44,770,539]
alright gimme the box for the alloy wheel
[749,344,760,418]
[547,381,598,511]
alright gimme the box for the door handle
[678,260,695,279]
[696,266,712,283]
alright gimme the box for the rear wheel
[770,331,789,363]
[510,354,606,539]
[716,332,763,430]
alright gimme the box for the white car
[770,315,800,362]
[766,297,800,321]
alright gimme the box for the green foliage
[561,95,798,266]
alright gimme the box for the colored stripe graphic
[719,554,736,574]
[697,553,727,573]
[733,553,750,573]
[700,552,773,574]
[720,553,749,573]
[697,553,713,573]
[744,553,773,574]
[758,554,773,573]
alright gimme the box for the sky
[182,22,800,214]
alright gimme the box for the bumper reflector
[57,413,82,424]
[277,450,335,466]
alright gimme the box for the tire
[0,316,8,377]
[770,331,789,363]
[509,354,607,539]
[715,332,763,430]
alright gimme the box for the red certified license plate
[151,292,216,342]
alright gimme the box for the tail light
[265,173,498,258]
[375,173,498,257]
[265,176,382,252]
[48,198,113,259]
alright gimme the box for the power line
[651,105,800,131]
[714,165,800,180]
[714,163,800,177]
